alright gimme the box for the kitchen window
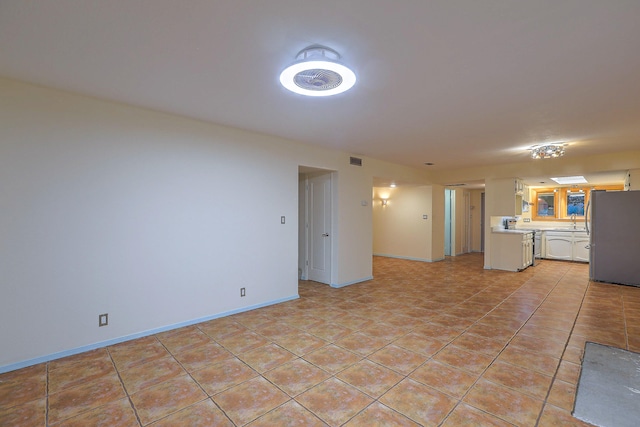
[566,191,585,216]
[532,185,623,220]
[536,191,556,217]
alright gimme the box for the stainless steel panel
[589,190,640,286]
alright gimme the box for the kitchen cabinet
[544,232,573,261]
[543,231,589,262]
[492,178,524,216]
[491,231,534,271]
[522,234,533,269]
[573,232,590,262]
[624,169,640,191]
[534,233,542,258]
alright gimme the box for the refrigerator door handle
[585,199,591,235]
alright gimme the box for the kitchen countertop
[492,228,533,234]
[520,227,587,233]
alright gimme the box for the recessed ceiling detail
[280,45,356,97]
[551,176,588,185]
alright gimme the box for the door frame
[298,167,335,285]
[445,188,455,256]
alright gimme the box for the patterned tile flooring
[2,254,640,426]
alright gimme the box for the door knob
[322,233,329,237]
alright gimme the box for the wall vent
[349,156,363,166]
[445,183,467,187]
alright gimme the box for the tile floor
[2,254,639,426]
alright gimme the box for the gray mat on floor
[573,342,640,427]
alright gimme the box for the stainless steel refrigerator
[588,190,640,286]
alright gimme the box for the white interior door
[309,173,332,284]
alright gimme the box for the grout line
[621,291,630,351]
[533,264,591,427]
[157,334,236,425]
[45,362,50,427]
[437,261,583,426]
[106,346,143,427]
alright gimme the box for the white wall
[373,186,429,261]
[372,185,444,262]
[469,190,483,252]
[0,78,427,370]
[429,185,446,261]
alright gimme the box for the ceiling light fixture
[280,45,356,97]
[530,143,566,159]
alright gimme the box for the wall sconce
[381,199,388,206]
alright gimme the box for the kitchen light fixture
[381,198,388,206]
[530,143,566,159]
[280,45,356,97]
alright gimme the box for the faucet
[570,213,577,229]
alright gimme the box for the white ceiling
[2,1,640,175]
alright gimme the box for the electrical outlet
[240,287,246,297]
[98,313,108,327]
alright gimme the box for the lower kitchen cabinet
[491,231,534,272]
[573,233,590,262]
[544,233,573,261]
[534,233,542,258]
[543,231,589,262]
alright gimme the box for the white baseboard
[0,294,299,374]
[373,253,443,262]
[331,276,374,288]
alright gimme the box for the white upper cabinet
[490,177,524,216]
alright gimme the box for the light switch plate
[423,214,428,219]
[281,216,285,224]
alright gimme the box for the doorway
[445,189,455,256]
[298,169,333,285]
[481,192,486,252]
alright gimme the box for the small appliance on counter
[504,218,517,230]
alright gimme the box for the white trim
[373,253,444,263]
[331,276,373,288]
[0,294,299,374]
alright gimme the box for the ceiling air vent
[445,183,467,187]
[350,156,363,166]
